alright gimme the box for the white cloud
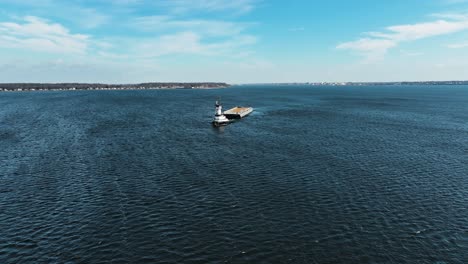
[0,0,263,82]
[157,0,257,15]
[400,50,423,56]
[131,31,257,58]
[337,38,397,63]
[129,14,258,58]
[387,20,468,41]
[337,15,468,62]
[431,12,468,20]
[447,41,468,48]
[136,32,205,57]
[337,38,396,52]
[0,16,89,54]
[133,16,250,36]
[0,1,110,29]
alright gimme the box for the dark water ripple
[1,86,468,263]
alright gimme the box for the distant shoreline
[2,81,468,92]
[0,82,230,92]
[240,81,468,86]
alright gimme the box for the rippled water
[1,85,468,263]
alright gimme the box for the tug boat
[212,101,231,126]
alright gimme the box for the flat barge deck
[223,107,254,119]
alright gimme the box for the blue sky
[1,0,468,83]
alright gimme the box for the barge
[212,101,253,126]
[223,106,254,119]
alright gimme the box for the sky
[1,0,468,83]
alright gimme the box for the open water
[0,85,467,263]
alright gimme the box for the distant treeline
[0,82,230,91]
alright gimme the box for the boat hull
[212,120,230,127]
[212,113,231,127]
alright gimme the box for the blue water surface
[1,85,467,263]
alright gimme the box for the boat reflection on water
[212,124,226,133]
